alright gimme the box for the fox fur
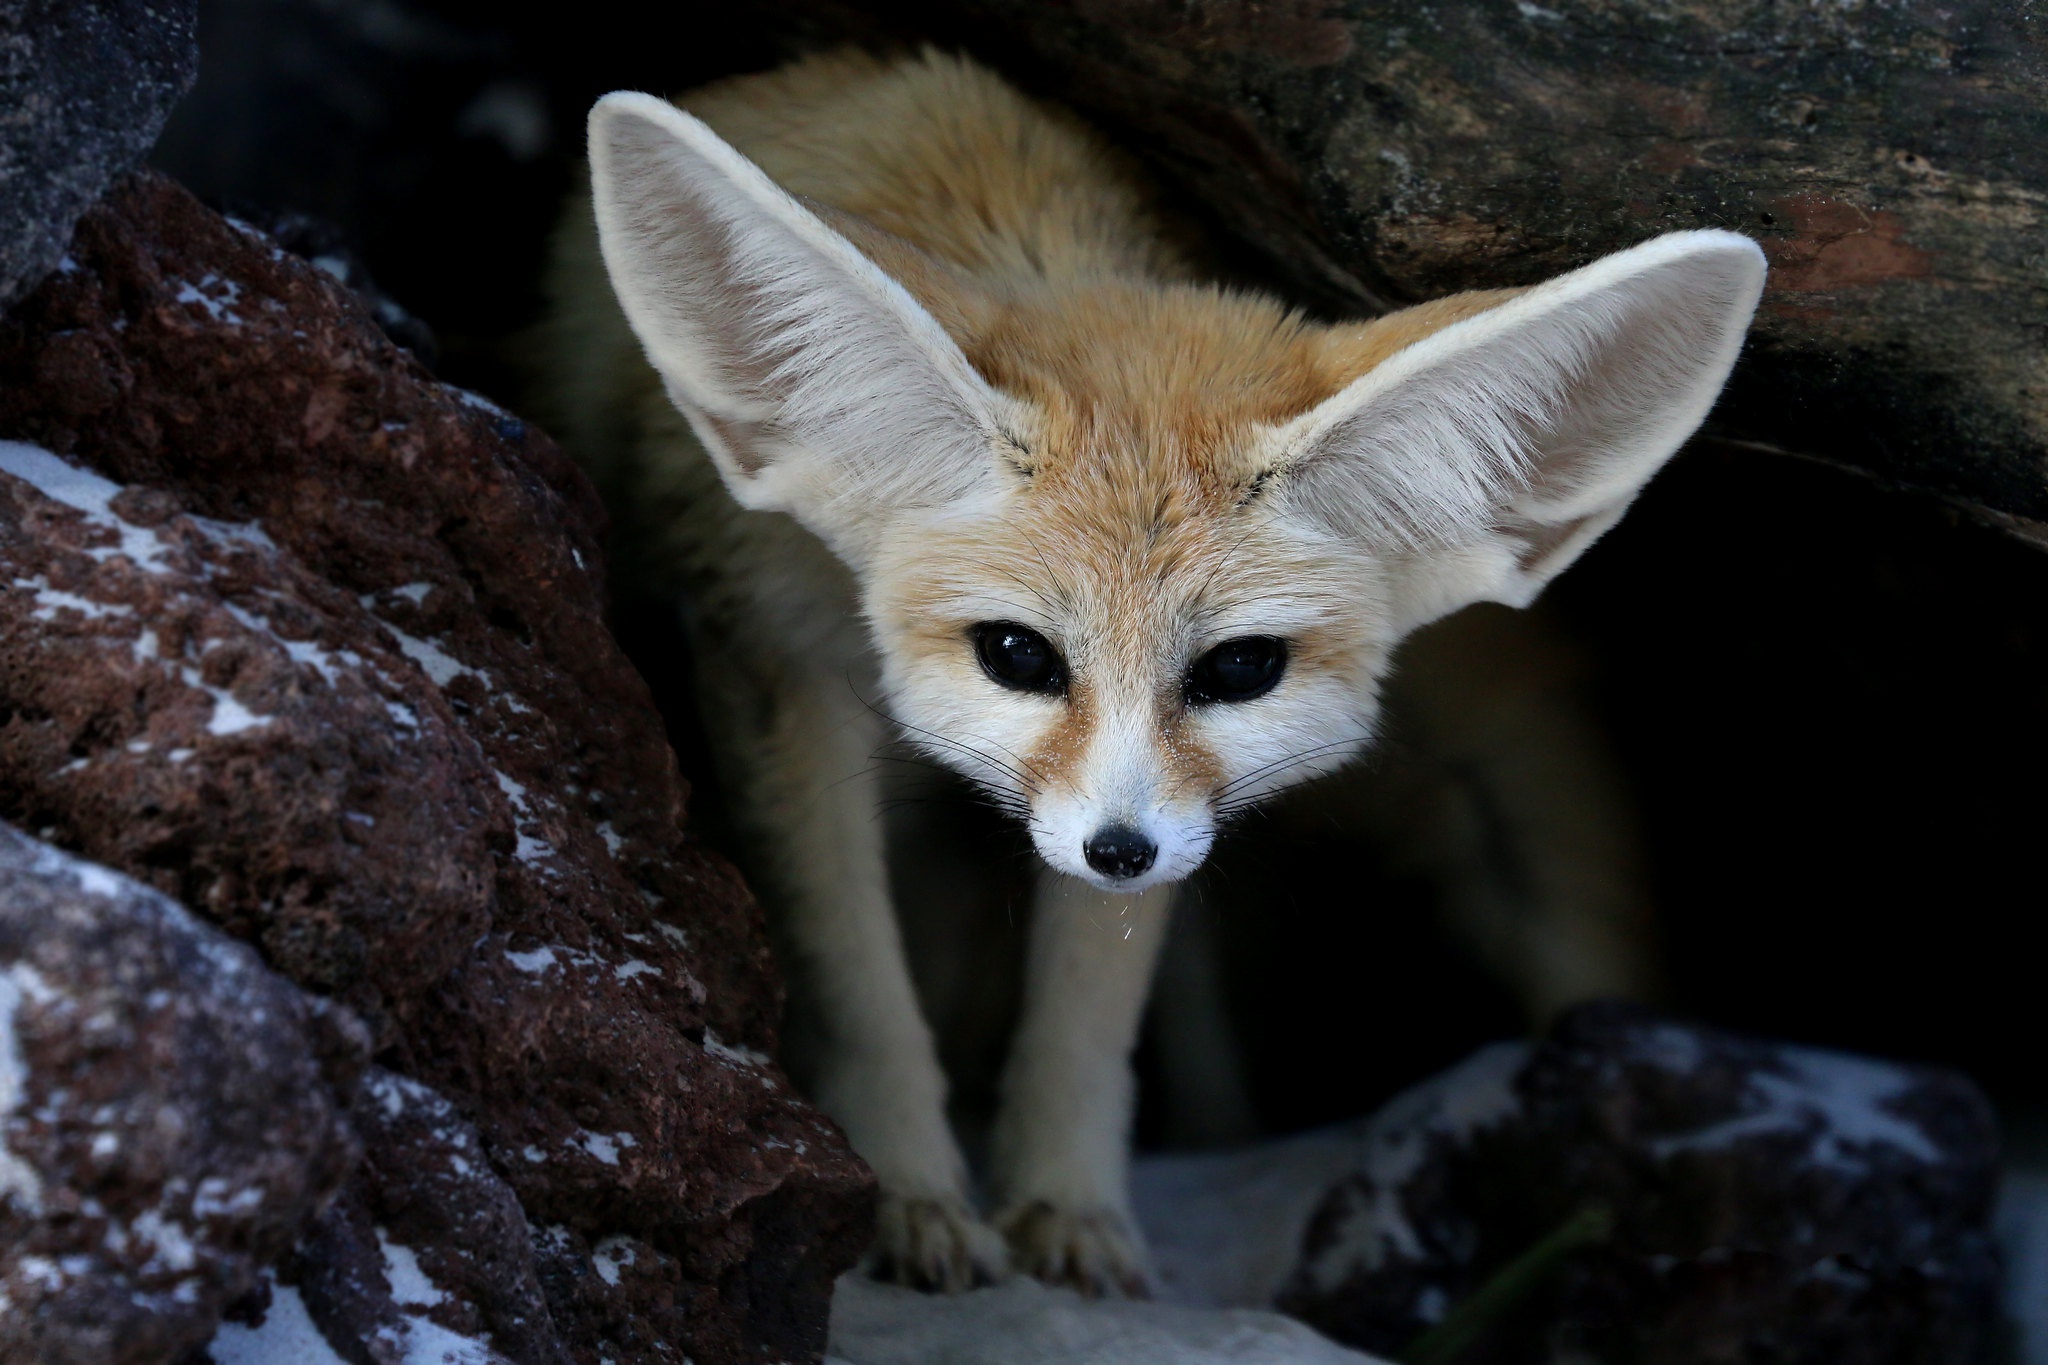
[537,47,1765,1295]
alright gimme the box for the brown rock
[0,819,365,1365]
[283,1068,563,1365]
[0,171,871,1363]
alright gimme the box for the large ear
[586,91,1007,560]
[1267,231,1765,631]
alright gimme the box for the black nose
[1084,825,1157,880]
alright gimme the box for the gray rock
[1273,1003,2002,1364]
[0,820,365,1365]
[0,0,198,308]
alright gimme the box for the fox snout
[1030,778,1217,892]
[926,615,1273,892]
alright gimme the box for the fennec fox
[540,49,1763,1296]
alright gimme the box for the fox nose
[1084,825,1157,880]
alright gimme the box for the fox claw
[865,1192,1010,1294]
[997,1200,1151,1299]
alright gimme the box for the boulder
[0,820,364,1365]
[276,1068,562,1365]
[0,171,871,1364]
[1264,1003,2001,1364]
[0,0,198,308]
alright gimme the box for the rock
[828,1274,1389,1365]
[278,1068,565,1365]
[1997,1172,2048,1365]
[0,0,198,308]
[0,820,365,1365]
[1266,1003,2001,1364]
[776,0,2048,541]
[0,171,871,1364]
[216,205,441,364]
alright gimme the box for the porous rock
[0,0,198,308]
[0,171,871,1364]
[1272,1003,2001,1364]
[0,820,365,1365]
[273,1068,558,1365]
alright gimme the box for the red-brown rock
[0,171,872,1363]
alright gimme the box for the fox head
[587,92,1765,892]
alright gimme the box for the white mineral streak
[575,1130,636,1167]
[379,1228,445,1308]
[205,1280,353,1365]
[1649,1045,1941,1169]
[219,601,365,688]
[702,1030,771,1069]
[451,387,511,418]
[491,770,553,866]
[172,274,244,325]
[381,621,470,689]
[388,1314,497,1365]
[591,1235,638,1287]
[130,1205,200,1273]
[204,1264,496,1365]
[505,945,559,973]
[191,1176,265,1219]
[0,440,176,572]
[12,576,134,621]
[0,441,279,737]
[0,964,50,1214]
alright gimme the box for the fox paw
[865,1191,1009,1294]
[996,1199,1151,1298]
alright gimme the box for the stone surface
[1267,1003,2001,1364]
[0,0,198,308]
[264,1068,554,1365]
[776,0,2048,539]
[0,820,365,1365]
[0,171,871,1364]
[828,1274,1388,1365]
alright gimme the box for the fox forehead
[866,281,1522,663]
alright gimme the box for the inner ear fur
[1269,230,1767,626]
[585,91,1007,558]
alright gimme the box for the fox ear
[587,92,1006,561]
[1269,231,1766,632]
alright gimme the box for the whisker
[1213,733,1372,803]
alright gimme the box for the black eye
[1186,636,1286,704]
[972,621,1067,694]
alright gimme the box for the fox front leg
[989,871,1176,1297]
[712,653,1005,1292]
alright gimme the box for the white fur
[588,93,1012,563]
[1269,230,1766,626]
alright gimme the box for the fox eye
[972,621,1067,694]
[1187,636,1286,704]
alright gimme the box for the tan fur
[539,45,1759,1296]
